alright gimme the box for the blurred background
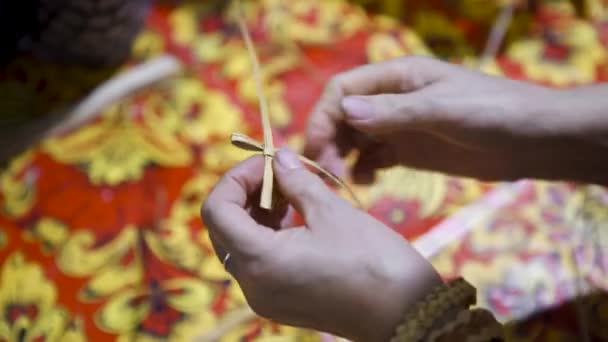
[1,0,608,341]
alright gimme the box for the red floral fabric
[1,1,608,341]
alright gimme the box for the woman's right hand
[305,56,608,184]
[201,152,442,342]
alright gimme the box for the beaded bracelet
[429,308,504,342]
[390,278,477,342]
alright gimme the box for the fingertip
[304,105,338,157]
[274,148,303,172]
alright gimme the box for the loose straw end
[231,132,263,151]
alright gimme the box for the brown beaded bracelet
[390,278,477,342]
[429,308,504,342]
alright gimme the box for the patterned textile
[354,0,507,58]
[1,0,608,341]
[428,181,608,340]
[356,0,608,86]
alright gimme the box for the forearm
[516,135,608,185]
[550,85,608,136]
[520,84,608,184]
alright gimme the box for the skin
[305,56,608,185]
[202,56,608,341]
[202,152,441,342]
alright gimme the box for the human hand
[305,56,607,183]
[201,150,441,342]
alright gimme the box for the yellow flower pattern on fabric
[3,0,608,341]
[195,33,243,64]
[147,173,218,277]
[235,55,300,128]
[367,17,432,63]
[132,30,166,60]
[57,227,142,301]
[365,167,447,217]
[0,253,86,341]
[169,4,200,46]
[194,32,297,128]
[1,151,36,218]
[587,0,608,18]
[97,278,217,342]
[507,17,606,86]
[21,168,236,340]
[50,220,221,341]
[412,11,474,59]
[352,0,405,18]
[194,0,370,131]
[43,103,192,186]
[171,79,245,143]
[24,218,70,253]
[257,0,367,44]
[221,323,323,342]
[458,0,503,22]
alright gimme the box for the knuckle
[395,56,445,90]
[326,74,346,94]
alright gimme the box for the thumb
[341,94,434,134]
[273,148,336,220]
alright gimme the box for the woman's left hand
[201,149,441,341]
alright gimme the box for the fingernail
[276,148,302,170]
[342,96,373,120]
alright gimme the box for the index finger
[304,56,447,159]
[201,155,275,255]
